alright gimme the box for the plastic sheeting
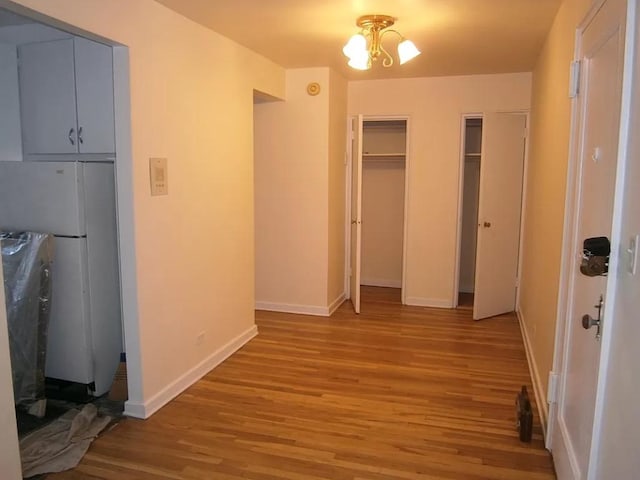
[1,231,53,413]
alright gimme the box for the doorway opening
[457,117,483,310]
[348,116,409,313]
[0,2,138,442]
[454,112,527,320]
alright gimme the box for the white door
[551,1,626,478]
[473,113,526,320]
[45,237,93,385]
[18,39,78,154]
[349,115,364,313]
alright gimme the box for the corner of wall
[516,307,549,433]
[327,69,348,306]
[518,0,593,411]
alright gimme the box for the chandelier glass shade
[343,15,420,70]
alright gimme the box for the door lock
[581,295,603,340]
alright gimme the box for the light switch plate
[149,157,168,196]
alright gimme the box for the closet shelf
[363,153,405,158]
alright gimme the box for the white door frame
[547,0,634,471]
[453,113,482,307]
[453,111,530,309]
[345,115,412,304]
[0,1,142,413]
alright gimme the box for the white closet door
[473,113,526,320]
[19,39,78,154]
[350,115,364,313]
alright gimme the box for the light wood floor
[49,287,554,479]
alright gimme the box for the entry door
[473,113,526,320]
[552,1,626,478]
[349,115,364,313]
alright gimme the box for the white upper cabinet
[18,39,77,154]
[18,37,115,155]
[73,37,115,154]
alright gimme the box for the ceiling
[154,0,561,80]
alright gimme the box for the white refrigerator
[0,160,122,396]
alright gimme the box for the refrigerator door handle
[68,128,76,146]
[78,127,84,145]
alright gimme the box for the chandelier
[343,15,421,70]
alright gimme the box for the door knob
[581,314,599,330]
[483,221,491,228]
[581,295,603,340]
[351,220,357,225]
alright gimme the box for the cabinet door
[18,39,78,154]
[74,37,115,154]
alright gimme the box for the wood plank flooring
[49,287,554,479]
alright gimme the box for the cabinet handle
[68,128,75,146]
[78,127,84,145]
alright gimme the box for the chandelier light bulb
[343,34,367,59]
[397,39,421,64]
[348,52,371,70]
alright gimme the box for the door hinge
[569,60,581,98]
[344,151,348,166]
[515,277,520,288]
[547,372,559,404]
[350,129,354,142]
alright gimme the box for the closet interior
[458,118,483,308]
[360,120,407,291]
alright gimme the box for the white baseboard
[553,416,581,479]
[124,325,258,419]
[516,309,548,435]
[404,296,452,308]
[256,295,345,317]
[327,293,346,315]
[361,278,402,288]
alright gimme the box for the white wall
[594,1,640,475]
[0,42,22,161]
[349,73,531,307]
[254,67,347,314]
[254,68,330,312]
[327,69,347,306]
[518,0,593,420]
[1,0,285,427]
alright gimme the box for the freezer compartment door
[0,161,85,236]
[44,237,93,384]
